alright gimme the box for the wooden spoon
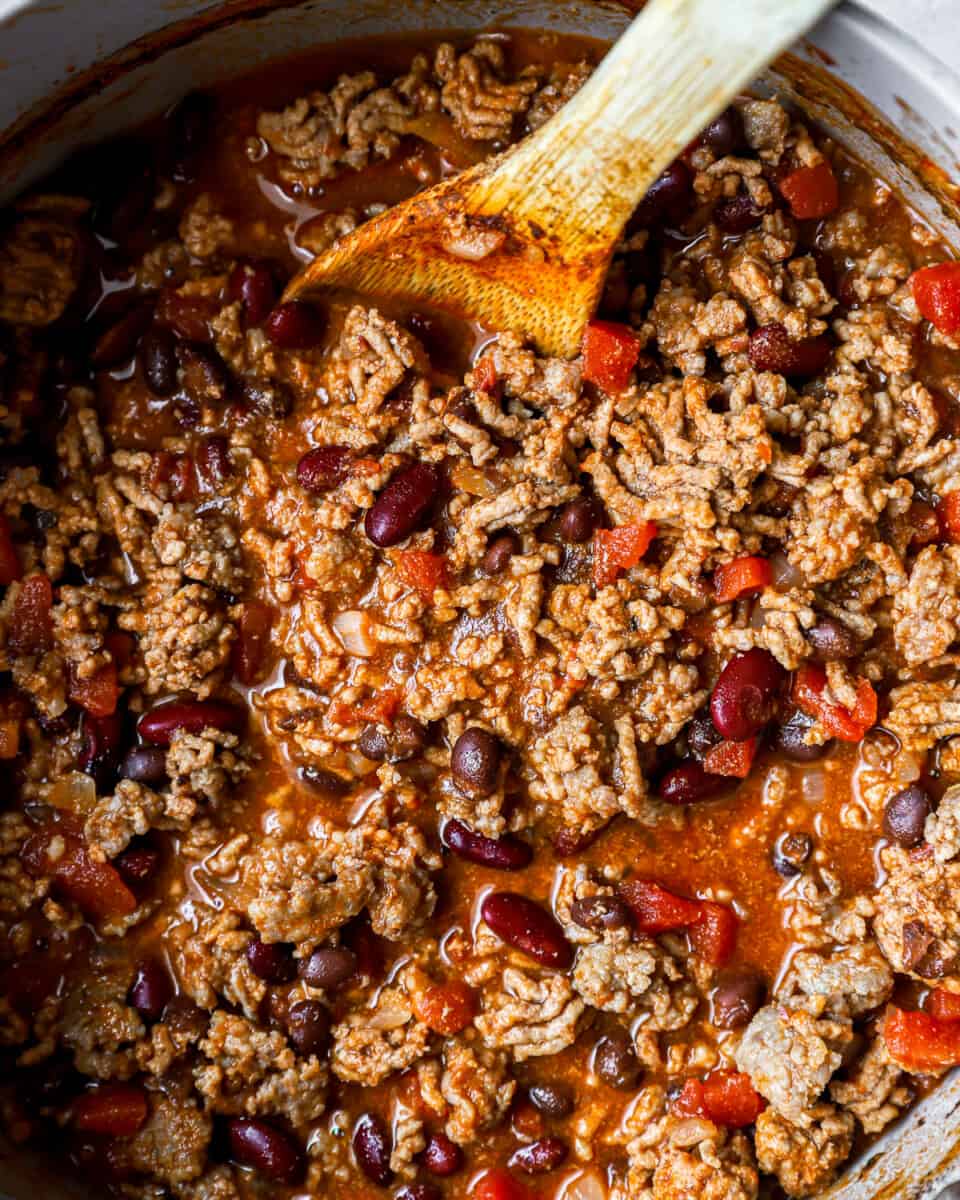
[285,0,836,357]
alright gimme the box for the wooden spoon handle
[477,0,837,250]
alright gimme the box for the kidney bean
[396,1187,441,1200]
[658,759,726,804]
[422,1132,463,1177]
[509,1137,568,1175]
[481,892,572,968]
[229,261,277,326]
[771,712,831,762]
[552,825,600,858]
[178,343,231,405]
[297,445,353,494]
[353,1112,393,1185]
[528,1083,574,1118]
[771,831,813,878]
[169,91,215,180]
[594,1027,641,1089]
[365,463,440,547]
[710,648,786,740]
[686,713,722,759]
[807,617,862,663]
[883,784,933,848]
[634,160,692,226]
[128,958,173,1022]
[264,300,325,349]
[197,435,232,487]
[451,727,501,797]
[229,1117,304,1184]
[138,327,179,397]
[113,846,160,888]
[241,378,294,418]
[558,498,602,543]
[569,894,631,933]
[442,820,532,871]
[748,323,833,377]
[481,531,521,575]
[79,711,123,781]
[714,194,764,234]
[710,969,764,1030]
[698,106,745,156]
[285,1000,330,1056]
[138,698,246,745]
[358,714,427,763]
[246,937,296,984]
[119,745,168,786]
[72,1083,148,1136]
[299,946,357,990]
[92,302,155,369]
[300,766,351,795]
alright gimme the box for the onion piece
[557,1170,609,1200]
[770,550,806,591]
[333,610,376,657]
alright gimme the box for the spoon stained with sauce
[284,0,836,357]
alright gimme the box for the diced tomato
[105,631,135,671]
[689,901,739,966]
[672,1078,709,1119]
[21,828,137,920]
[233,600,273,685]
[9,573,53,656]
[791,664,877,742]
[778,161,839,220]
[472,354,498,393]
[72,1084,149,1136]
[414,980,476,1035]
[395,549,449,598]
[713,556,772,603]
[884,1006,960,1072]
[582,319,642,392]
[926,989,960,1023]
[0,513,22,586]
[473,1168,535,1200]
[354,687,403,726]
[672,1071,764,1126]
[937,491,960,543]
[912,262,960,336]
[69,661,119,718]
[149,451,195,501]
[619,879,702,933]
[702,736,758,779]
[593,520,657,588]
[156,286,218,342]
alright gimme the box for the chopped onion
[440,221,507,262]
[47,770,97,815]
[333,610,375,657]
[451,460,495,497]
[770,550,805,591]
[557,1169,609,1200]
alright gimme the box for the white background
[859,0,960,71]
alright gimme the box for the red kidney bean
[365,462,440,547]
[451,727,502,797]
[138,327,179,397]
[883,784,933,848]
[92,302,155,369]
[119,745,168,786]
[771,831,813,878]
[137,698,246,745]
[113,846,160,888]
[481,892,573,968]
[634,160,692,226]
[177,343,231,405]
[442,820,532,871]
[422,1132,463,1177]
[710,969,765,1029]
[264,300,325,349]
[229,261,277,326]
[698,106,745,156]
[509,1137,569,1175]
[72,1083,148,1136]
[748,323,833,377]
[299,946,357,990]
[710,648,786,740]
[558,498,602,543]
[358,714,427,763]
[569,894,631,933]
[79,712,123,780]
[353,1112,393,1185]
[528,1083,574,1117]
[807,617,862,663]
[197,435,232,487]
[552,824,601,858]
[128,958,173,1022]
[297,445,353,494]
[246,937,296,984]
[594,1028,640,1089]
[658,760,726,804]
[228,1117,304,1184]
[285,1000,330,1056]
[482,531,521,575]
[714,195,764,234]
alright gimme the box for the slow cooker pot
[1,1,960,1196]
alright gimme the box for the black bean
[246,937,296,984]
[353,1112,392,1186]
[699,106,745,156]
[634,160,692,226]
[119,745,168,786]
[358,714,427,763]
[365,463,440,548]
[569,895,631,933]
[300,766,351,795]
[883,784,933,848]
[710,970,765,1030]
[177,343,231,405]
[714,195,764,235]
[481,531,521,575]
[300,947,357,990]
[771,831,813,878]
[771,712,831,762]
[594,1028,640,1090]
[528,1082,574,1118]
[228,1117,304,1184]
[451,727,502,797]
[128,958,173,1023]
[558,498,602,544]
[687,713,722,759]
[242,378,294,418]
[807,617,862,663]
[138,327,178,397]
[285,1000,330,1056]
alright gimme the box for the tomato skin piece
[472,354,498,393]
[690,901,739,967]
[926,989,960,1023]
[618,879,702,932]
[912,262,960,335]
[672,1078,709,1119]
[937,491,960,543]
[884,1006,960,1072]
[702,1070,766,1126]
[413,980,476,1035]
[473,1168,535,1200]
[9,573,54,655]
[395,549,449,598]
[69,661,119,718]
[791,664,877,742]
[714,556,772,603]
[582,320,642,392]
[21,828,137,920]
[234,600,274,685]
[593,520,656,588]
[0,514,22,586]
[702,736,758,779]
[778,161,839,220]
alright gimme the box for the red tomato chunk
[581,320,642,392]
[912,262,960,335]
[778,161,839,220]
[885,1007,960,1072]
[714,556,771,603]
[593,520,656,587]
